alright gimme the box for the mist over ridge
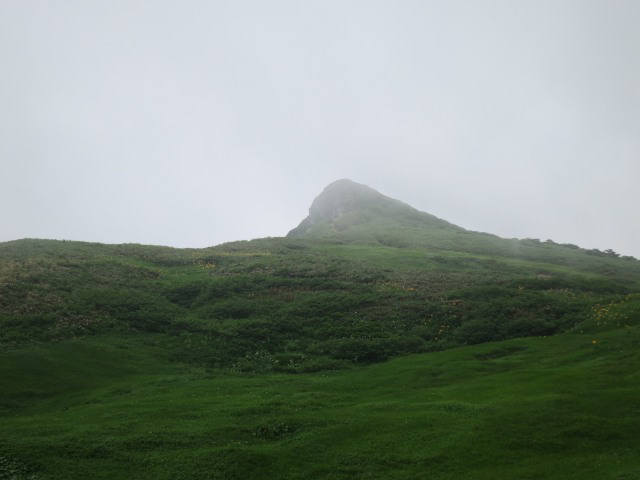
[1,2,639,256]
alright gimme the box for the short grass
[2,324,639,479]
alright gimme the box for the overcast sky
[1,1,639,256]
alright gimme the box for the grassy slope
[1,322,639,479]
[2,239,638,360]
[288,180,640,277]
[2,229,640,478]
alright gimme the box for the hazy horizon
[2,1,639,256]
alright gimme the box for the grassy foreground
[2,323,639,479]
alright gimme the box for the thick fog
[1,1,639,256]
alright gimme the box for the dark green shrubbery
[1,238,638,369]
[310,336,425,364]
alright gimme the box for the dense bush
[1,238,637,369]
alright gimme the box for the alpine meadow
[2,179,640,479]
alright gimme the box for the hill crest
[287,179,458,238]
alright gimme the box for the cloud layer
[2,1,638,256]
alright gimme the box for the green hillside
[2,318,640,479]
[288,180,639,271]
[2,180,640,478]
